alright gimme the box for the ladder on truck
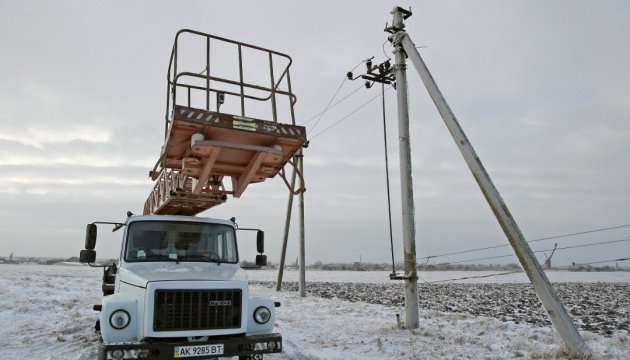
[144,30,307,216]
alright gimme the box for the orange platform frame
[144,30,306,216]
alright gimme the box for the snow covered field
[0,264,628,359]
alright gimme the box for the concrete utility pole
[275,158,297,291]
[298,150,306,297]
[388,6,587,355]
[391,8,420,330]
[276,152,306,298]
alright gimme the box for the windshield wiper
[144,254,180,264]
[180,254,225,264]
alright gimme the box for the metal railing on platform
[164,29,298,137]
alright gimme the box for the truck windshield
[125,221,238,264]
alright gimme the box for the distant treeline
[240,260,629,272]
[307,261,524,272]
[4,257,628,272]
[306,262,629,272]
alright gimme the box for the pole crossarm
[387,6,588,355]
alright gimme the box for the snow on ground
[254,281,630,336]
[255,286,628,360]
[0,264,628,359]
[0,264,101,359]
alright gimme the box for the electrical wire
[306,59,373,134]
[426,270,522,284]
[554,256,630,269]
[301,84,365,125]
[422,256,630,284]
[414,223,630,263]
[380,82,396,275]
[310,86,393,141]
[433,237,630,266]
[382,40,391,61]
[307,77,348,136]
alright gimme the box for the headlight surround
[109,309,131,330]
[253,306,271,324]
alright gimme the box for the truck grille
[153,289,242,331]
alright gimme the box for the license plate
[174,344,224,358]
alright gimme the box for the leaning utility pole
[276,159,297,291]
[387,6,587,355]
[391,9,420,330]
[276,151,307,298]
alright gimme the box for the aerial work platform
[144,30,306,216]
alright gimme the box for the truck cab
[80,214,281,360]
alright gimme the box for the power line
[305,58,373,133]
[310,86,393,141]
[415,223,630,263]
[301,84,365,125]
[422,256,630,284]
[528,224,630,243]
[424,270,521,284]
[433,237,630,266]
[554,256,630,269]
[307,77,347,136]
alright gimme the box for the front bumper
[98,333,282,360]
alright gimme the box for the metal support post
[297,150,306,297]
[276,159,298,291]
[391,9,420,329]
[389,6,587,355]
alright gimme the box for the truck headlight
[109,310,130,330]
[253,306,271,324]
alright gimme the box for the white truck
[80,214,282,360]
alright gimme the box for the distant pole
[389,6,587,355]
[298,150,306,297]
[276,157,298,291]
[391,8,420,329]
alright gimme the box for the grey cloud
[1,1,629,266]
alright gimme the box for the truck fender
[100,293,138,344]
[246,297,276,335]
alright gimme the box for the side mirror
[256,230,264,253]
[80,249,96,263]
[85,223,97,250]
[255,254,267,267]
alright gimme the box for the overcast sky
[1,1,629,269]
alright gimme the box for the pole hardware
[389,273,416,281]
[347,59,396,89]
[384,7,412,34]
[346,55,400,281]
